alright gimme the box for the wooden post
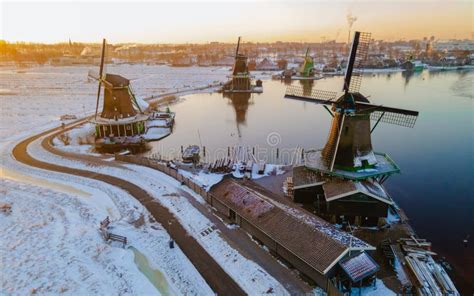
[227,147,230,157]
[276,148,279,159]
[203,146,206,157]
[181,145,183,154]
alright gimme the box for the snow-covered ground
[350,279,395,296]
[23,134,290,295]
[51,122,98,155]
[0,159,212,295]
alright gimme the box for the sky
[1,0,473,44]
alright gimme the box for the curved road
[12,121,246,296]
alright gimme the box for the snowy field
[0,64,229,140]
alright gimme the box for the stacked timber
[400,237,459,296]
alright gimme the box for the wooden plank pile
[100,216,128,248]
[400,237,459,296]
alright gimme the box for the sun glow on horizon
[1,1,472,44]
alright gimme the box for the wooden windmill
[286,32,419,226]
[298,48,315,77]
[285,32,419,180]
[227,36,251,91]
[91,39,148,142]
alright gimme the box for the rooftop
[211,178,374,274]
[322,178,393,205]
[339,251,380,282]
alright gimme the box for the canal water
[149,70,473,290]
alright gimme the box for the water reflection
[223,92,253,136]
[299,79,314,97]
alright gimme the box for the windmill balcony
[304,149,400,181]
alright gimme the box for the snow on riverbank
[25,134,290,295]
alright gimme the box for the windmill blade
[321,113,346,171]
[235,36,241,56]
[284,85,337,105]
[95,38,106,120]
[356,102,419,128]
[343,31,371,93]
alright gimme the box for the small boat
[182,145,200,163]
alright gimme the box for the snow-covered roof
[322,178,392,205]
[292,165,325,189]
[211,178,374,275]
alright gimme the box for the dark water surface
[149,71,473,291]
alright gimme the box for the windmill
[222,37,261,93]
[91,39,148,146]
[298,48,315,77]
[285,32,419,181]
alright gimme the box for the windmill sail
[322,113,346,171]
[285,85,337,104]
[343,32,371,93]
[355,102,419,128]
[95,38,106,120]
[235,36,241,56]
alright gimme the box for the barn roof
[293,166,326,189]
[322,178,392,205]
[210,178,374,274]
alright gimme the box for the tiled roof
[211,178,374,274]
[339,251,379,282]
[292,166,326,188]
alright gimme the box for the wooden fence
[116,155,212,203]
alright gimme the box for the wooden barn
[291,166,393,227]
[209,178,376,291]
